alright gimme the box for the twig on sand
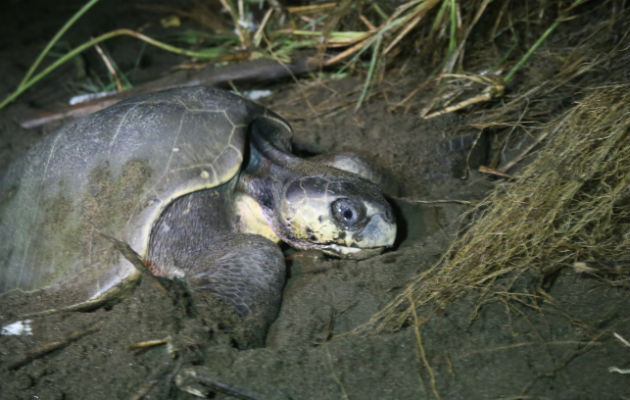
[409,294,441,400]
[396,197,474,206]
[5,320,104,370]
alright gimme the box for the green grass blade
[0,29,235,110]
[19,0,101,87]
[448,0,457,53]
[504,0,585,83]
[504,19,560,83]
[355,34,382,110]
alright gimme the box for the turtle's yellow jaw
[279,176,396,259]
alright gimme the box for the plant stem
[0,29,226,110]
[19,0,102,87]
[355,34,382,110]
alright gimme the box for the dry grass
[2,0,613,111]
[360,81,630,333]
[350,0,630,334]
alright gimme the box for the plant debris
[361,82,630,333]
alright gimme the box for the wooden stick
[20,57,322,129]
[6,320,103,370]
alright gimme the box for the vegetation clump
[364,82,630,332]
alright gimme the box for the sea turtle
[0,87,396,344]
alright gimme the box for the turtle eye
[331,198,366,229]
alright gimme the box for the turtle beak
[351,213,396,249]
[317,213,397,260]
[325,245,384,260]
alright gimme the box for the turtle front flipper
[147,188,285,348]
[184,234,285,348]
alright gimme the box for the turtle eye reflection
[331,198,366,229]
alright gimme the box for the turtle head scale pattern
[274,166,396,259]
[240,114,397,259]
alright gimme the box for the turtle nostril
[385,207,394,223]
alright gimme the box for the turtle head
[243,115,396,259]
[277,170,396,259]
